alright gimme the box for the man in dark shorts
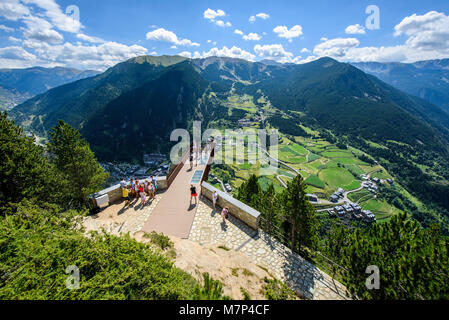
[190,184,198,205]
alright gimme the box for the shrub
[262,277,297,300]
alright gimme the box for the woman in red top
[190,184,198,205]
[139,184,146,206]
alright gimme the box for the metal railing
[258,215,351,299]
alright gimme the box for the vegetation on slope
[0,113,228,300]
[236,174,449,299]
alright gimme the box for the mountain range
[9,55,449,157]
[0,67,99,110]
[7,54,449,226]
[352,59,449,113]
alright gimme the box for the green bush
[262,277,297,300]
[145,231,173,250]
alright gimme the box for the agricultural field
[209,126,418,223]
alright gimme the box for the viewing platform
[86,143,348,300]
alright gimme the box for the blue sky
[1,0,449,70]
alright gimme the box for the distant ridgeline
[9,55,449,229]
[0,67,98,110]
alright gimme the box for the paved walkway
[189,196,348,300]
[83,191,165,236]
[141,152,207,238]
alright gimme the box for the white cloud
[178,51,192,58]
[194,46,256,61]
[21,15,64,44]
[320,37,328,42]
[0,0,30,21]
[77,33,105,44]
[254,44,300,63]
[249,13,270,23]
[394,11,449,51]
[203,8,231,27]
[234,29,244,35]
[345,24,366,35]
[215,20,232,27]
[0,46,36,64]
[313,37,360,57]
[243,33,261,41]
[0,0,150,70]
[0,24,14,32]
[256,13,270,20]
[273,25,303,42]
[203,8,225,20]
[311,11,449,63]
[8,36,21,42]
[21,0,82,33]
[15,39,148,70]
[146,28,200,47]
[296,55,320,64]
[301,48,310,53]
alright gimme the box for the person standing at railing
[212,190,218,211]
[151,175,157,191]
[148,182,155,200]
[144,180,149,193]
[130,178,135,198]
[134,180,140,199]
[221,207,229,225]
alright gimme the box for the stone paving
[83,192,164,236]
[189,196,349,300]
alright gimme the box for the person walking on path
[190,184,198,205]
[120,178,127,189]
[221,206,229,225]
[212,190,218,210]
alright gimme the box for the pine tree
[0,112,60,210]
[339,213,449,299]
[281,175,319,252]
[259,184,280,236]
[47,120,108,208]
[236,174,261,209]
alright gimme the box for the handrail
[166,144,191,188]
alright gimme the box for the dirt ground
[133,231,275,300]
[82,196,282,300]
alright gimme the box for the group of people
[212,190,229,225]
[121,176,158,207]
[191,188,228,225]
